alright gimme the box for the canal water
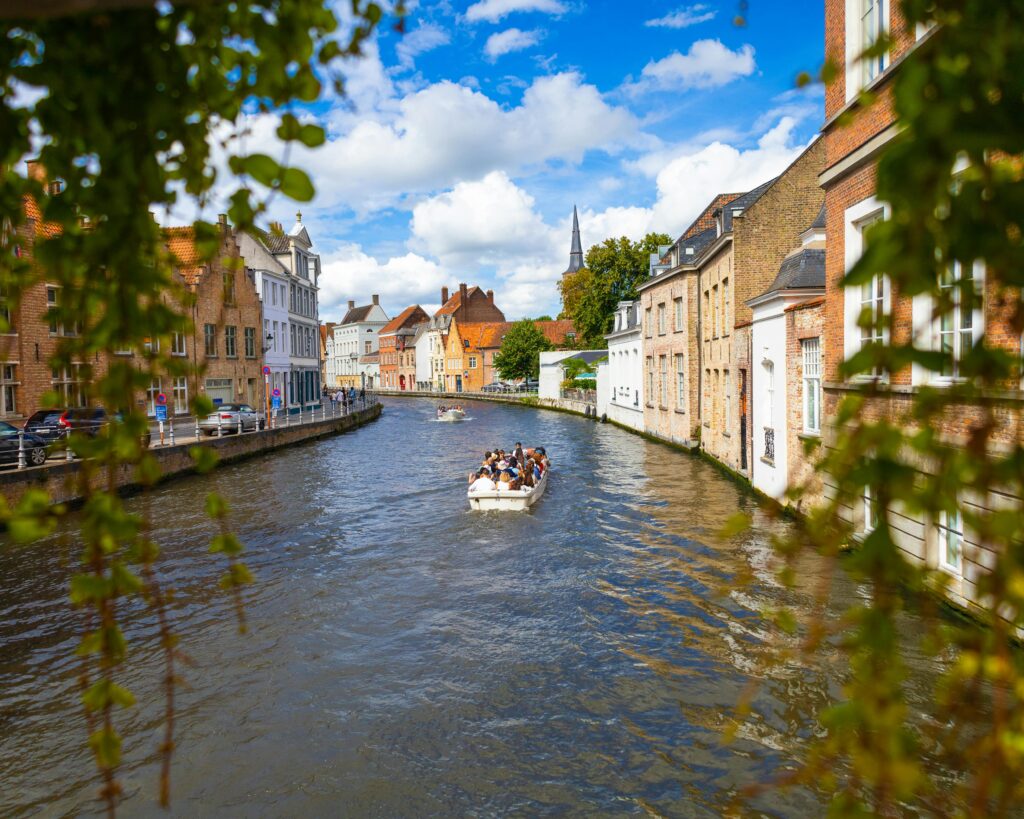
[0,397,946,816]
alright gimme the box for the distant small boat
[437,408,465,422]
[468,468,548,512]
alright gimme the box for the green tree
[493,320,553,381]
[566,232,671,346]
[751,1,1024,815]
[0,1,394,812]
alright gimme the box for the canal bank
[0,401,382,509]
[377,389,601,418]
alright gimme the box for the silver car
[198,403,263,435]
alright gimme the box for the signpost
[263,366,271,431]
[155,393,168,445]
[271,387,281,429]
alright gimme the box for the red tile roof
[456,319,577,350]
[164,227,205,287]
[434,286,483,317]
[380,305,428,335]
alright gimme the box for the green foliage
[493,320,553,381]
[561,232,671,346]
[761,2,1024,815]
[0,0,392,812]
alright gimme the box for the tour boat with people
[437,405,466,422]
[467,446,549,511]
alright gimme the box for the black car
[23,407,110,444]
[22,407,151,449]
[0,421,49,468]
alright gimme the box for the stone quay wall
[0,403,382,509]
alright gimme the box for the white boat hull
[438,409,465,422]
[468,469,547,511]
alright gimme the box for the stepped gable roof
[764,248,826,294]
[380,304,426,335]
[164,226,206,286]
[340,304,374,324]
[22,195,62,240]
[434,285,483,317]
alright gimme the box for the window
[171,332,187,356]
[863,487,878,534]
[244,327,256,358]
[365,341,371,354]
[223,271,235,305]
[225,325,237,358]
[290,323,296,355]
[724,369,731,429]
[146,379,162,417]
[0,286,12,334]
[645,308,652,338]
[703,291,710,339]
[468,356,477,369]
[860,0,888,85]
[657,303,666,335]
[51,365,85,407]
[659,355,668,406]
[675,354,685,407]
[712,285,720,337]
[845,204,889,378]
[802,338,822,434]
[764,361,775,428]
[722,279,730,336]
[937,507,963,575]
[938,262,980,379]
[204,323,217,357]
[290,284,296,312]
[674,297,683,332]
[646,357,654,404]
[1,364,17,417]
[47,286,58,334]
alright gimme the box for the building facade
[601,301,644,431]
[329,296,388,389]
[747,209,826,502]
[379,305,428,390]
[413,322,432,390]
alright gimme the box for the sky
[240,0,826,322]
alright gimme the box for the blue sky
[253,0,826,321]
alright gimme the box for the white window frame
[724,369,731,429]
[911,261,985,385]
[657,303,666,335]
[863,486,877,534]
[845,0,890,101]
[802,338,822,434]
[1,363,18,417]
[659,355,668,406]
[674,297,683,332]
[844,198,891,380]
[937,507,963,576]
[675,353,685,407]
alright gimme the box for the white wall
[605,332,644,431]
[750,301,788,500]
[415,330,432,387]
[539,351,577,400]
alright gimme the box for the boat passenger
[469,471,497,493]
[495,472,513,492]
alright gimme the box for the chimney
[348,300,355,310]
[218,213,227,227]
[459,283,468,303]
[372,294,380,305]
[441,286,449,304]
[486,289,494,304]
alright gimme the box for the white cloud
[464,0,567,23]
[644,4,716,29]
[625,40,756,94]
[318,244,448,320]
[394,23,451,73]
[484,28,544,60]
[308,71,638,212]
[411,171,558,266]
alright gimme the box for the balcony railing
[763,426,775,463]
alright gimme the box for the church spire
[564,205,583,278]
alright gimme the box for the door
[205,378,234,406]
[455,375,462,393]
[739,369,748,472]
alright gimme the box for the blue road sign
[272,396,282,409]
[154,405,168,421]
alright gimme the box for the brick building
[445,318,576,391]
[819,2,1020,606]
[379,305,428,391]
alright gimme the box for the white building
[539,350,606,400]
[597,300,644,430]
[259,213,321,411]
[330,296,389,388]
[236,229,293,413]
[358,351,380,389]
[423,313,452,391]
[413,322,432,390]
[748,210,826,500]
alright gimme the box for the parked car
[198,403,263,435]
[0,421,49,468]
[481,382,507,393]
[23,407,152,449]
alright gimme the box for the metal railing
[2,394,380,472]
[376,387,539,399]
